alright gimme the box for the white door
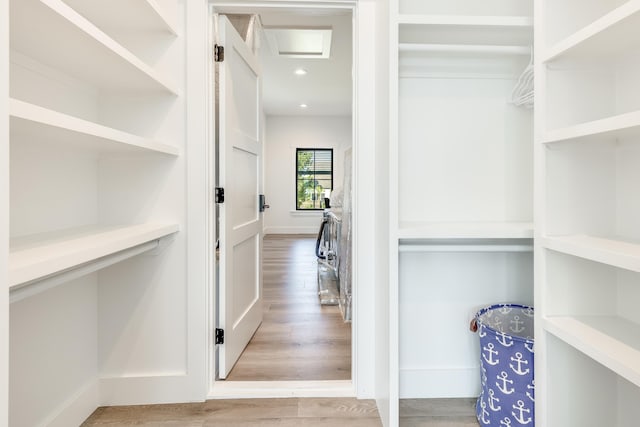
[217,15,263,379]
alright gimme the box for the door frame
[205,0,364,398]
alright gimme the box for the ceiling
[256,10,353,117]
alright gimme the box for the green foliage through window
[296,148,333,210]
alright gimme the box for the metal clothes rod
[9,239,160,304]
[399,43,530,55]
[399,244,533,253]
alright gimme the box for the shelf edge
[398,43,530,55]
[397,14,533,28]
[9,239,159,303]
[145,0,179,35]
[543,110,640,144]
[541,235,640,273]
[9,223,179,288]
[40,0,180,95]
[9,98,180,156]
[544,316,640,388]
[398,222,534,240]
[542,1,640,63]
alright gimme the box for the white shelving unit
[7,0,187,425]
[542,0,640,62]
[10,0,179,95]
[398,221,533,240]
[62,0,178,35]
[9,223,178,299]
[390,0,534,424]
[536,0,640,425]
[544,316,640,388]
[542,235,640,273]
[543,110,640,145]
[10,99,180,155]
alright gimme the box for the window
[296,148,333,210]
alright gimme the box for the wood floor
[82,236,479,426]
[226,234,351,381]
[82,397,479,426]
[82,397,382,426]
[400,398,479,426]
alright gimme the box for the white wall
[10,277,99,427]
[0,0,9,423]
[263,115,352,235]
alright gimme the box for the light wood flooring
[82,397,382,426]
[82,236,478,426]
[226,234,351,381]
[82,397,479,426]
[400,398,479,426]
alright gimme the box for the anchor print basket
[474,304,534,426]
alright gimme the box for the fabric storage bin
[474,304,534,426]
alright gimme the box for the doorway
[226,235,351,381]
[210,2,356,395]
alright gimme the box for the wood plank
[82,398,383,426]
[400,398,478,426]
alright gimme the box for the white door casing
[217,15,263,379]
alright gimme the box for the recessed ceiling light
[294,68,307,76]
[299,103,308,108]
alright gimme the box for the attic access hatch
[263,26,332,58]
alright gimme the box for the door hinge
[214,44,225,62]
[215,187,225,203]
[215,328,224,345]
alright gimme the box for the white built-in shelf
[397,1,533,19]
[398,14,533,27]
[543,1,640,63]
[543,110,640,145]
[9,99,179,156]
[399,238,533,253]
[398,221,534,240]
[9,223,179,292]
[63,0,177,35]
[398,15,533,47]
[542,235,640,273]
[399,43,530,56]
[544,315,640,387]
[10,0,179,94]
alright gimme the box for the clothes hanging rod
[9,239,160,303]
[399,43,530,55]
[399,244,533,253]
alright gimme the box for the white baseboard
[34,374,202,425]
[264,226,318,235]
[99,374,202,406]
[208,380,355,399]
[44,380,99,427]
[399,367,480,399]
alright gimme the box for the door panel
[232,146,259,226]
[217,15,263,379]
[232,235,259,326]
[229,47,259,139]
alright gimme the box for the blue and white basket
[475,304,534,426]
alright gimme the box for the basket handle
[469,318,478,333]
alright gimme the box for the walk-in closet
[2,0,640,426]
[387,0,535,424]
